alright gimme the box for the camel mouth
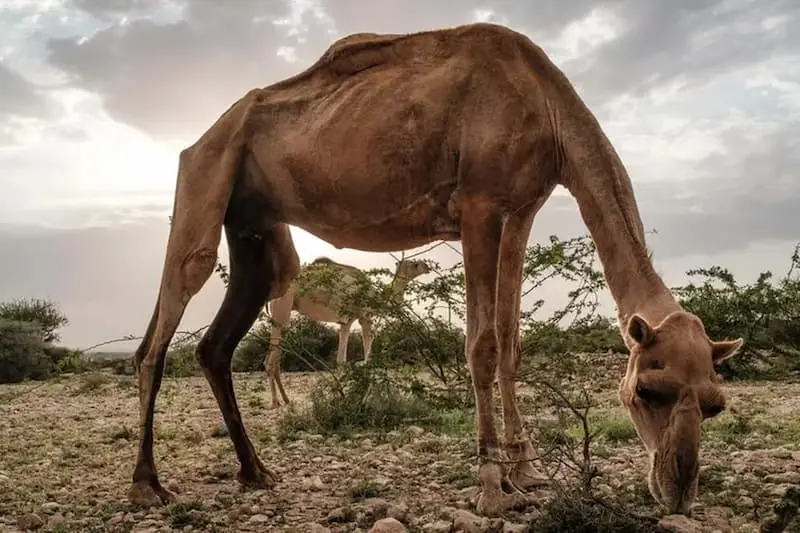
[648,450,698,516]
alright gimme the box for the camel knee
[182,247,218,297]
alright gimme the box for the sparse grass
[72,371,111,394]
[275,362,474,440]
[166,501,206,528]
[348,480,382,501]
[529,490,662,533]
[210,425,229,438]
[443,464,476,489]
[106,425,134,443]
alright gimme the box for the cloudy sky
[0,0,797,349]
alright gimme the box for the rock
[765,471,800,484]
[248,514,270,524]
[387,502,409,522]
[422,520,452,533]
[502,523,527,533]
[657,514,703,533]
[17,513,44,530]
[304,523,332,533]
[452,509,487,533]
[369,517,408,533]
[362,498,391,521]
[407,426,425,436]
[40,502,60,514]
[372,475,392,488]
[302,475,326,491]
[327,506,355,523]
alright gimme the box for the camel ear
[711,338,744,364]
[627,314,655,347]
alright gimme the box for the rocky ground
[1,357,799,532]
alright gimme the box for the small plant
[107,425,135,442]
[74,372,111,394]
[164,342,201,377]
[0,319,51,383]
[276,360,472,439]
[166,501,206,528]
[348,480,381,501]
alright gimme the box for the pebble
[369,517,408,533]
[16,513,44,530]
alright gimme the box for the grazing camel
[265,255,431,408]
[128,22,743,517]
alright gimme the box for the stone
[369,517,408,533]
[327,506,355,523]
[17,513,44,530]
[452,509,487,533]
[40,502,60,514]
[387,502,409,522]
[657,514,703,533]
[305,523,332,533]
[247,514,270,524]
[765,471,800,484]
[422,520,452,533]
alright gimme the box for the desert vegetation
[1,236,799,532]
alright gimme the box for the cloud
[45,0,322,142]
[0,61,51,120]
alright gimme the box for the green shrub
[164,342,201,377]
[232,316,340,373]
[0,298,68,343]
[528,490,661,533]
[277,360,472,439]
[672,245,800,380]
[278,316,339,371]
[232,323,270,373]
[45,345,93,374]
[0,319,51,383]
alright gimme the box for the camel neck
[389,275,411,297]
[558,104,680,333]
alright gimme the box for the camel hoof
[476,488,534,517]
[128,481,177,507]
[237,464,280,490]
[509,463,551,492]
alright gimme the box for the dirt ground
[1,363,799,532]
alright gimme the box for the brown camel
[265,255,431,408]
[129,22,743,517]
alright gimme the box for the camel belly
[293,297,347,323]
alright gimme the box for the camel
[264,255,431,407]
[128,22,743,517]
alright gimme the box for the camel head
[394,258,432,281]
[618,310,743,516]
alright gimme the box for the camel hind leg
[195,223,283,489]
[266,285,295,408]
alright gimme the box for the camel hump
[318,31,407,76]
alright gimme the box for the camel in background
[128,23,743,517]
[264,255,430,408]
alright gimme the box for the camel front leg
[461,199,532,517]
[266,287,294,408]
[129,240,220,506]
[496,211,549,492]
[360,316,374,362]
[336,320,353,364]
